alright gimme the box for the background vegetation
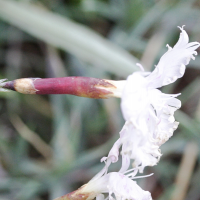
[0,0,200,200]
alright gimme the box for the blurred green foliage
[0,0,200,200]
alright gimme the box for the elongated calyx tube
[0,77,125,99]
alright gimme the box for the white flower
[80,169,152,200]
[119,26,200,169]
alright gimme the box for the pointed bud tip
[0,79,12,92]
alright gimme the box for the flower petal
[120,122,161,172]
[108,172,152,200]
[173,25,189,49]
[146,27,200,88]
[121,73,148,121]
[84,172,152,200]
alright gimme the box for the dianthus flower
[119,26,200,171]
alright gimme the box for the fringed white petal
[149,89,180,145]
[173,25,189,49]
[120,122,161,172]
[155,120,179,146]
[108,172,152,200]
[146,26,200,89]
